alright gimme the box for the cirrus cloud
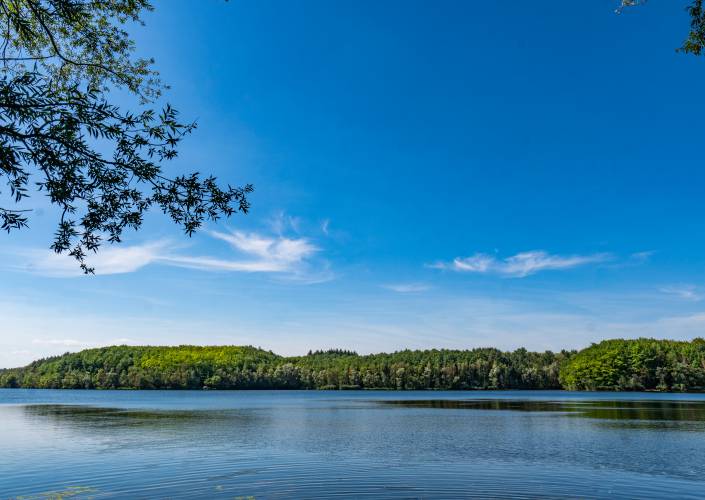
[381,283,430,293]
[429,250,612,278]
[6,229,330,283]
[660,284,702,302]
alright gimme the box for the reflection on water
[3,390,705,499]
[378,398,705,422]
[21,404,255,428]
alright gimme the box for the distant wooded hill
[2,338,704,391]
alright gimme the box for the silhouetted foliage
[0,0,251,272]
[680,0,705,56]
[618,0,705,56]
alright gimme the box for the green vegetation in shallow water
[12,486,97,500]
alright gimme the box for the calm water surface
[2,389,705,499]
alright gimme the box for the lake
[2,389,705,499]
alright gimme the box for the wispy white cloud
[209,230,318,266]
[7,229,327,282]
[21,241,170,277]
[167,230,331,282]
[381,283,430,293]
[161,255,287,273]
[660,284,702,302]
[268,210,302,235]
[630,251,655,263]
[605,250,656,269]
[429,250,612,278]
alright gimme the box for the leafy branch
[0,1,252,273]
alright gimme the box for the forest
[1,338,704,391]
[559,338,705,391]
[0,345,570,390]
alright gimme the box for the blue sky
[3,0,705,367]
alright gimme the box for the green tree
[0,344,574,390]
[0,0,252,272]
[560,338,705,391]
[681,0,705,55]
[618,0,705,56]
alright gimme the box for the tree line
[559,338,705,391]
[0,345,571,390]
[4,338,705,391]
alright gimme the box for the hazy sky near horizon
[3,0,705,367]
